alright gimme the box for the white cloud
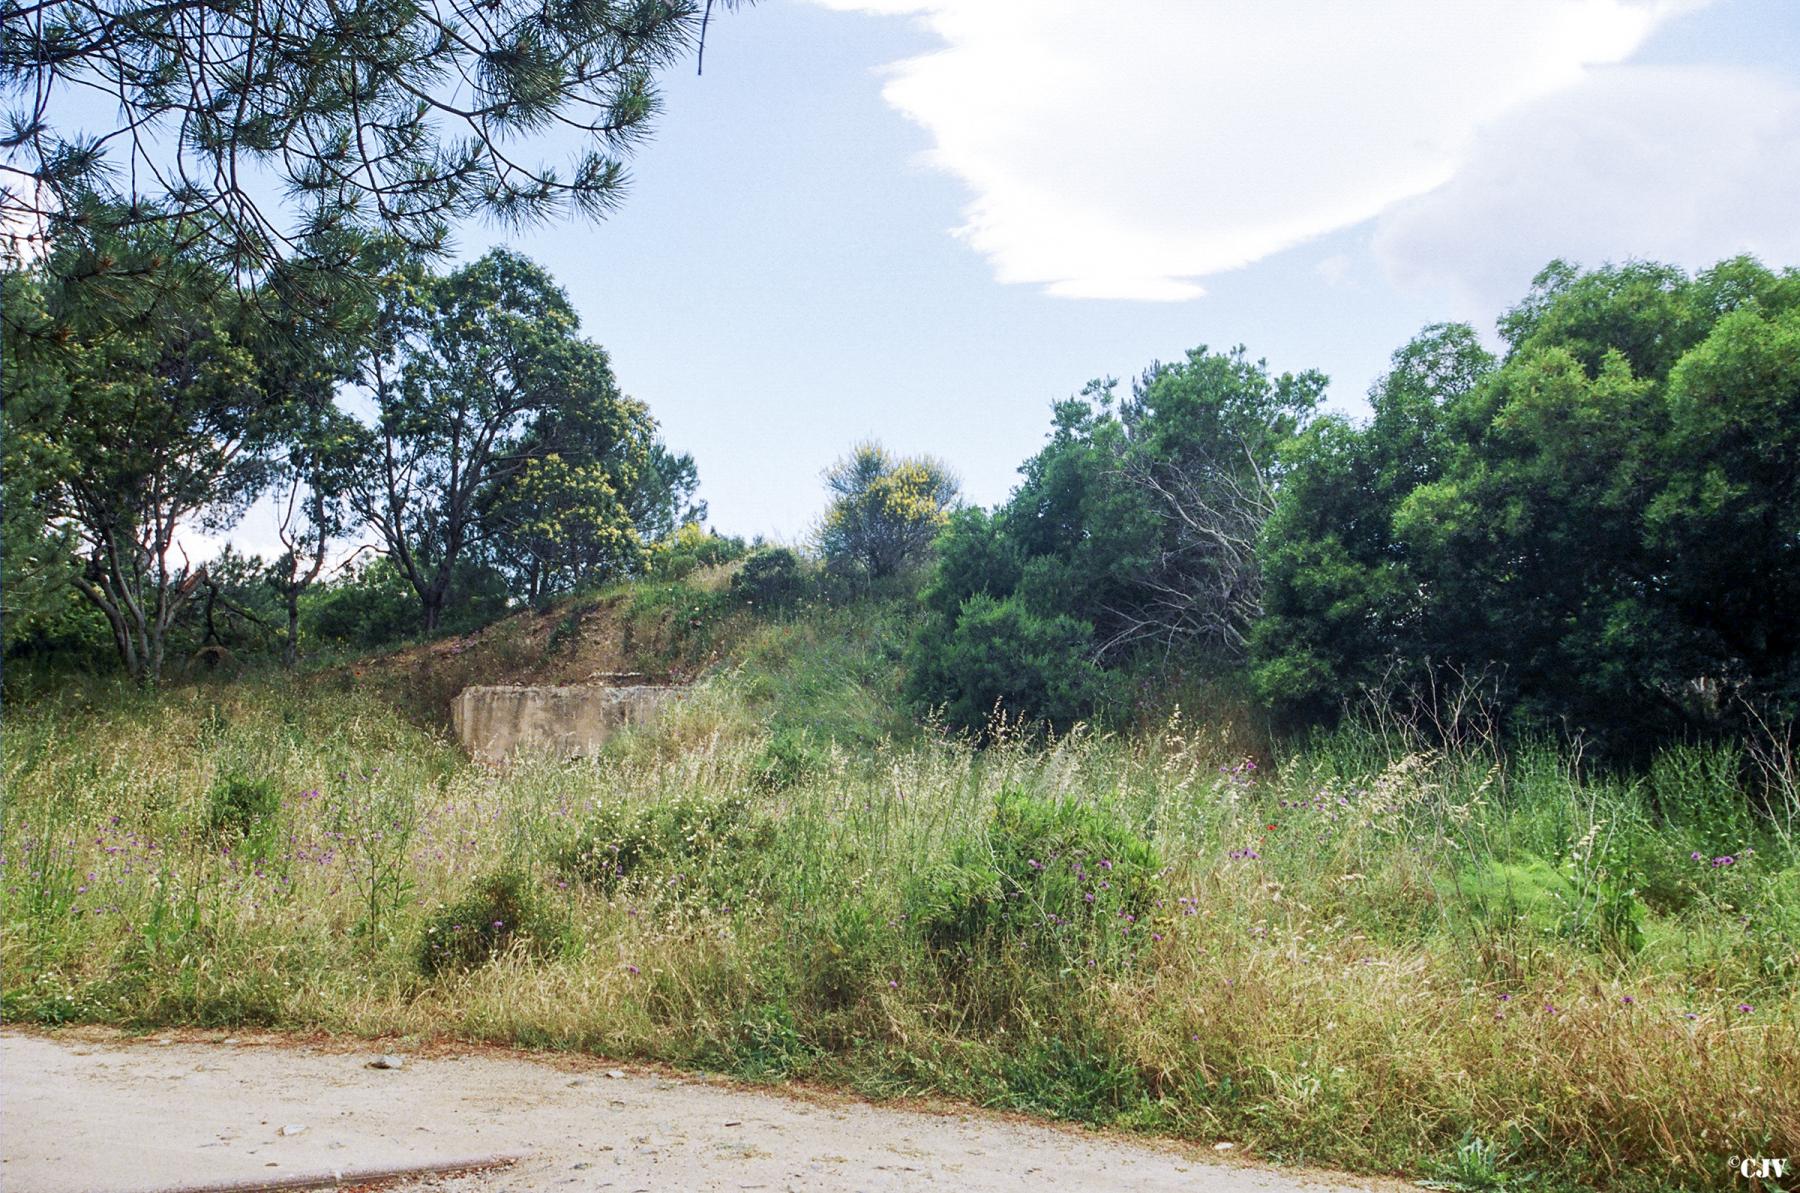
[1372,64,1800,320]
[813,0,1704,300]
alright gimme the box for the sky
[235,0,1800,552]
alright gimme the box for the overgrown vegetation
[6,112,1799,1192]
[5,612,1797,1189]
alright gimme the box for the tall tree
[351,248,656,629]
[479,389,662,606]
[0,265,77,656]
[1253,324,1494,724]
[1254,257,1800,747]
[817,441,960,580]
[1108,347,1324,661]
[906,346,1318,731]
[265,400,362,665]
[28,225,277,680]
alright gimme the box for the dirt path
[3,1030,1405,1193]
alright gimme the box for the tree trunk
[284,598,301,668]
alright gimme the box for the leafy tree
[1109,348,1324,660]
[0,266,78,657]
[630,443,708,544]
[908,347,1318,731]
[264,400,363,665]
[350,248,659,629]
[1648,300,1800,721]
[817,441,959,580]
[300,555,507,650]
[1,0,746,295]
[25,226,279,680]
[480,386,663,606]
[1253,324,1494,723]
[1254,257,1800,747]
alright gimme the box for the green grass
[4,606,1798,1191]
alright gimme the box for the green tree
[0,266,79,657]
[1253,323,1494,723]
[480,389,664,606]
[23,227,279,680]
[350,248,663,628]
[817,441,960,580]
[907,347,1318,731]
[1648,301,1800,721]
[1109,347,1324,660]
[264,400,363,665]
[629,444,708,545]
[1254,257,1800,747]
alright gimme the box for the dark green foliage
[751,727,826,790]
[732,547,808,609]
[1255,257,1800,749]
[300,557,508,650]
[997,1034,1149,1123]
[204,773,281,842]
[907,350,1319,732]
[351,249,669,628]
[906,790,1159,966]
[418,871,546,976]
[8,227,291,681]
[629,446,709,545]
[906,594,1102,735]
[1253,323,1494,726]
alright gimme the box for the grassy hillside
[4,579,1798,1191]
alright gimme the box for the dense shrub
[906,593,1103,735]
[204,773,281,847]
[418,870,547,976]
[558,792,771,894]
[906,789,1160,966]
[302,557,510,649]
[731,547,807,609]
[645,523,747,580]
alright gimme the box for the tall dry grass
[4,669,1797,1191]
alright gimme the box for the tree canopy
[1253,257,1800,749]
[817,442,960,581]
[1,0,741,297]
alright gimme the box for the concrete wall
[452,684,682,763]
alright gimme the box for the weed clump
[558,792,771,894]
[204,773,280,843]
[418,870,546,976]
[907,789,1159,966]
[751,728,824,790]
